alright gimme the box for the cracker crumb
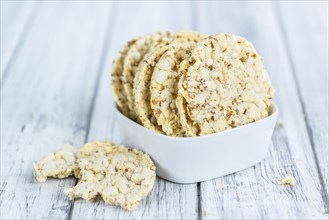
[219,179,225,189]
[278,174,296,186]
[203,210,209,217]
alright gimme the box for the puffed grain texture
[122,32,173,120]
[150,33,206,136]
[181,33,274,135]
[112,39,138,117]
[64,141,156,211]
[33,144,80,182]
[134,32,206,133]
[176,74,199,136]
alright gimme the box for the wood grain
[277,1,329,202]
[0,2,111,219]
[195,1,328,219]
[69,1,199,219]
[1,1,328,219]
[0,1,38,81]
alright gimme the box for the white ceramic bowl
[113,104,278,184]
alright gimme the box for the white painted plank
[278,1,329,199]
[0,2,111,219]
[70,1,199,219]
[195,1,328,219]
[0,1,37,80]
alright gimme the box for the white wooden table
[1,1,328,219]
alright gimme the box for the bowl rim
[113,103,279,140]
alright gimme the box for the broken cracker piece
[34,141,156,211]
[64,141,156,211]
[33,144,80,182]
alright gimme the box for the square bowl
[113,103,278,184]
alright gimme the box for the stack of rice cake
[112,32,274,137]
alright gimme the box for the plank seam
[1,1,40,85]
[274,2,329,213]
[66,4,117,220]
[197,182,202,220]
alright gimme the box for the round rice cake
[64,141,156,211]
[111,38,138,117]
[181,33,274,136]
[150,33,206,136]
[134,32,205,133]
[122,32,173,120]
